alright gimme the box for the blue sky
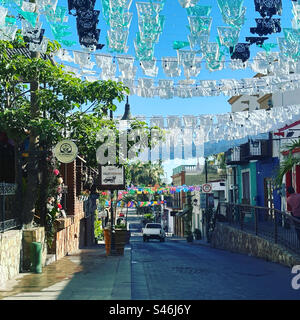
[107,0,293,118]
[20,0,294,118]
[60,0,293,180]
[5,0,295,180]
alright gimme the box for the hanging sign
[98,165,125,190]
[53,140,78,163]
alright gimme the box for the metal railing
[0,182,21,233]
[218,202,300,254]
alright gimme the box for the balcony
[244,139,272,160]
[225,145,248,165]
[172,164,203,176]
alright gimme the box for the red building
[274,119,300,211]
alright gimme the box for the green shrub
[94,214,103,240]
[143,213,154,220]
[115,224,127,229]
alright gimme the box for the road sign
[202,183,212,193]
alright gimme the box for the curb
[111,244,132,300]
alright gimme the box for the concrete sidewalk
[0,243,132,300]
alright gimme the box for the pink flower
[47,197,54,204]
[53,169,60,176]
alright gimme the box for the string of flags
[100,185,202,197]
[105,200,167,208]
[0,1,299,65]
[1,1,300,99]
[102,184,203,207]
[55,48,300,98]
[118,105,300,142]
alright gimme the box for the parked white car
[142,223,166,242]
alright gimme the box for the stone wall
[211,223,300,268]
[53,214,84,260]
[0,230,22,288]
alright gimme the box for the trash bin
[30,242,42,274]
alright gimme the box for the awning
[176,208,190,217]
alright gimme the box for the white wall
[272,122,300,159]
[230,88,300,113]
[165,208,174,235]
[272,88,300,108]
[230,95,262,112]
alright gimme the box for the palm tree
[275,138,300,185]
[126,160,164,186]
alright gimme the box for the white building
[229,83,300,113]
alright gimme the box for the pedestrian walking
[286,186,300,243]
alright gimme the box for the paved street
[130,210,300,300]
[0,209,299,300]
[131,235,300,300]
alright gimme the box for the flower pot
[114,229,129,255]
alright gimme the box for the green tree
[0,38,128,228]
[126,160,165,186]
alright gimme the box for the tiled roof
[5,46,54,63]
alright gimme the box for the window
[264,178,274,209]
[146,223,161,229]
[250,140,261,156]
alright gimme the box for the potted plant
[114,223,130,254]
[193,228,202,240]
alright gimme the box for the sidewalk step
[45,254,56,266]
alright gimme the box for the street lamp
[110,96,133,255]
[121,96,133,121]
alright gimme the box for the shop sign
[98,165,125,190]
[53,140,78,163]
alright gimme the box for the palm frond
[275,153,300,186]
[283,138,300,153]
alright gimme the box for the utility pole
[22,20,41,226]
[204,157,208,240]
[108,109,117,255]
[110,189,117,254]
